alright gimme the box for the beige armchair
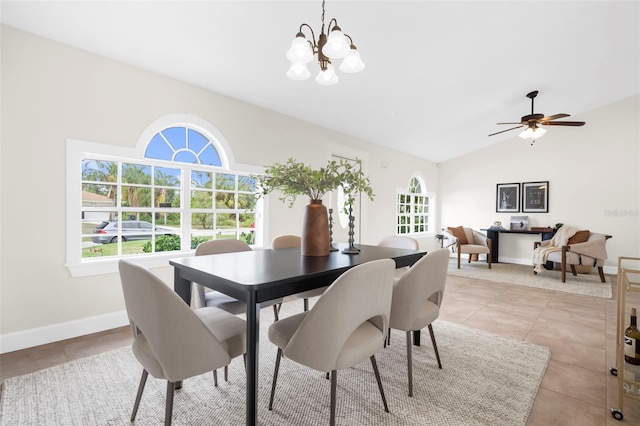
[267,259,395,425]
[533,229,612,283]
[389,248,449,397]
[446,226,492,269]
[118,259,246,426]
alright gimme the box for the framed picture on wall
[522,181,549,213]
[496,183,520,213]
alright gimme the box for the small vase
[302,199,330,256]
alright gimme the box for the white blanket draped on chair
[532,226,578,273]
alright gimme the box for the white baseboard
[0,310,129,354]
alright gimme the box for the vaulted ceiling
[2,1,638,162]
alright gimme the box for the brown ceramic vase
[301,199,330,256]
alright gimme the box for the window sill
[66,252,193,277]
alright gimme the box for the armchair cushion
[447,226,468,245]
[568,230,590,245]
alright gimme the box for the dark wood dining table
[169,242,426,426]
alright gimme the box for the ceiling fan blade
[540,113,570,122]
[496,122,524,125]
[542,121,586,126]
[488,125,524,137]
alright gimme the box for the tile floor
[2,271,640,425]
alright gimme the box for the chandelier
[286,0,365,85]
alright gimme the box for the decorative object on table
[255,157,373,257]
[337,159,374,255]
[286,0,365,85]
[434,233,445,248]
[522,181,549,213]
[328,208,338,252]
[342,202,359,254]
[488,90,586,145]
[509,215,530,231]
[496,183,520,213]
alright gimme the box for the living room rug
[0,310,550,426]
[447,258,612,299]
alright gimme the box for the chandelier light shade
[287,0,364,85]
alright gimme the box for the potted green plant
[255,157,374,256]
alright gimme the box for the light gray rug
[448,258,612,299]
[0,307,550,426]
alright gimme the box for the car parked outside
[91,220,172,244]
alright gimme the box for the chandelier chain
[321,0,326,34]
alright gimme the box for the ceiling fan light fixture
[519,124,547,140]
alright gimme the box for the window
[67,115,262,277]
[396,176,433,235]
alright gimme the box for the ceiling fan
[488,90,586,144]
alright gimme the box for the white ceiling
[2,1,638,162]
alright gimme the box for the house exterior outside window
[396,176,433,236]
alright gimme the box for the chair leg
[303,298,309,312]
[330,370,337,426]
[598,267,606,283]
[273,304,279,322]
[570,265,578,277]
[224,365,228,382]
[213,370,218,386]
[405,331,413,397]
[370,355,389,413]
[131,369,148,422]
[268,348,283,410]
[428,324,442,369]
[165,381,175,426]
[457,250,461,269]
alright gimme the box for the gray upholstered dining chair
[194,239,283,318]
[194,240,282,383]
[377,235,419,250]
[267,259,396,425]
[272,234,326,312]
[118,259,246,426]
[377,235,420,279]
[388,248,449,397]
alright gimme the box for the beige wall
[439,94,640,265]
[0,26,438,350]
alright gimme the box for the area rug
[0,306,550,426]
[447,258,612,299]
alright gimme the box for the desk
[170,242,425,426]
[484,228,553,263]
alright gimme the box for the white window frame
[66,114,265,277]
[396,174,434,236]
